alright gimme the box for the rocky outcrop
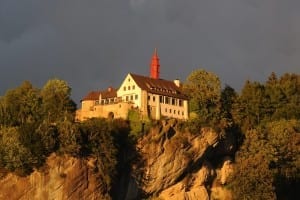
[0,154,108,200]
[130,120,235,199]
[219,157,234,185]
[0,119,235,200]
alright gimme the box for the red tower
[150,48,160,79]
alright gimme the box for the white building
[76,49,189,121]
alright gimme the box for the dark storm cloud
[0,0,299,104]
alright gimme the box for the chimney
[150,48,160,79]
[174,79,180,87]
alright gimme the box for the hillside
[0,119,235,200]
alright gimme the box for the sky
[0,0,299,105]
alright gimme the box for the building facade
[76,49,189,121]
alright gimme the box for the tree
[79,118,118,192]
[277,73,300,119]
[183,69,221,123]
[0,127,37,175]
[57,120,81,156]
[229,119,300,199]
[0,81,41,126]
[219,85,237,129]
[232,80,269,130]
[40,79,76,123]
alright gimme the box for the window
[148,95,150,100]
[182,111,184,115]
[132,85,135,90]
[178,110,180,115]
[165,97,170,104]
[179,100,182,106]
[174,110,176,114]
[172,98,175,105]
[128,78,131,82]
[130,95,133,100]
[128,86,131,90]
[126,96,129,101]
[159,96,163,103]
[123,86,126,91]
[135,95,138,100]
[169,109,172,113]
[165,108,167,112]
[153,96,155,102]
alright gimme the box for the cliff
[0,154,110,200]
[0,119,235,200]
[130,119,234,199]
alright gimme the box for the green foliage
[40,79,76,123]
[127,109,151,139]
[35,121,59,154]
[0,71,299,199]
[0,79,77,176]
[232,73,300,131]
[229,119,300,199]
[0,81,41,126]
[57,120,81,156]
[0,127,37,175]
[220,85,237,120]
[183,69,221,124]
[232,81,268,130]
[230,152,276,200]
[266,73,300,120]
[183,117,203,135]
[78,118,120,192]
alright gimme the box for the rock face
[0,119,235,200]
[130,120,235,199]
[0,154,108,200]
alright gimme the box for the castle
[75,49,189,121]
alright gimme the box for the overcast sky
[1,0,299,105]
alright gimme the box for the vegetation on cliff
[0,79,131,194]
[0,71,299,199]
[184,70,300,199]
[226,73,300,199]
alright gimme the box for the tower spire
[150,48,160,79]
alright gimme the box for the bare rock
[0,154,108,200]
[159,183,209,200]
[202,127,219,147]
[136,124,209,194]
[220,157,233,185]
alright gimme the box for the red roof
[81,87,117,101]
[130,73,188,99]
[100,87,117,99]
[82,91,101,101]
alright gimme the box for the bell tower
[150,48,160,79]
